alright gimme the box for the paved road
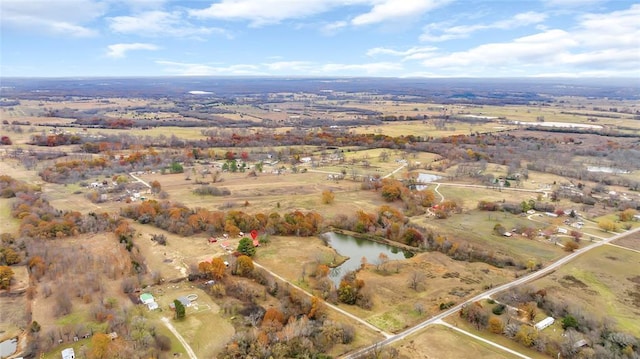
[436,320,532,359]
[341,226,640,358]
[161,317,198,359]
[252,261,392,338]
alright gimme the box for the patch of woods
[121,200,323,237]
[1,176,171,358]
[459,287,640,358]
[196,254,356,358]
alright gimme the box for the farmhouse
[170,296,191,309]
[535,316,555,331]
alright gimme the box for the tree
[488,316,505,334]
[515,325,538,347]
[0,266,13,289]
[150,180,161,194]
[235,255,254,277]
[408,271,425,291]
[564,240,579,252]
[519,302,537,322]
[169,162,184,173]
[88,333,111,359]
[619,208,637,222]
[237,237,256,257]
[570,230,582,243]
[321,190,335,204]
[598,219,616,232]
[562,315,579,330]
[174,299,186,320]
[210,257,227,280]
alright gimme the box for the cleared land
[524,245,640,336]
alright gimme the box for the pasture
[524,245,640,337]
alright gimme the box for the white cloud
[157,61,264,76]
[263,61,314,72]
[322,21,348,35]
[189,0,343,26]
[416,4,640,76]
[319,62,403,75]
[421,11,547,42]
[351,0,451,26]
[366,46,438,61]
[156,59,403,76]
[189,0,447,27]
[543,0,605,7]
[109,10,230,38]
[107,43,159,58]
[1,0,105,37]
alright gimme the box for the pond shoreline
[325,227,418,254]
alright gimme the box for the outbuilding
[61,348,75,359]
[535,317,555,331]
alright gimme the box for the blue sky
[1,0,638,77]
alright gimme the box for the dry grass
[525,245,640,336]
[394,324,517,359]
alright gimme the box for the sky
[1,0,639,78]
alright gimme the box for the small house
[535,317,555,331]
[61,348,75,359]
[139,293,154,305]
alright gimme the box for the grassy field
[524,245,640,336]
[258,235,515,334]
[394,324,526,359]
[441,317,551,359]
[613,231,640,251]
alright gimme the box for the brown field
[441,317,551,359]
[395,324,519,359]
[613,231,640,251]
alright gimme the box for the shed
[534,317,555,331]
[61,348,75,359]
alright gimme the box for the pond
[0,337,17,358]
[415,173,442,190]
[323,232,413,285]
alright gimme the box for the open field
[441,316,551,359]
[613,231,640,251]
[523,245,640,336]
[394,324,524,359]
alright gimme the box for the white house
[61,348,75,359]
[535,317,555,331]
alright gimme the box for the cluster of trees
[38,149,172,183]
[482,287,640,358]
[337,270,373,309]
[11,190,117,239]
[30,132,82,146]
[121,200,323,237]
[478,199,555,215]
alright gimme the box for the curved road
[341,226,640,358]
[161,317,198,359]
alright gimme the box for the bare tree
[408,271,426,291]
